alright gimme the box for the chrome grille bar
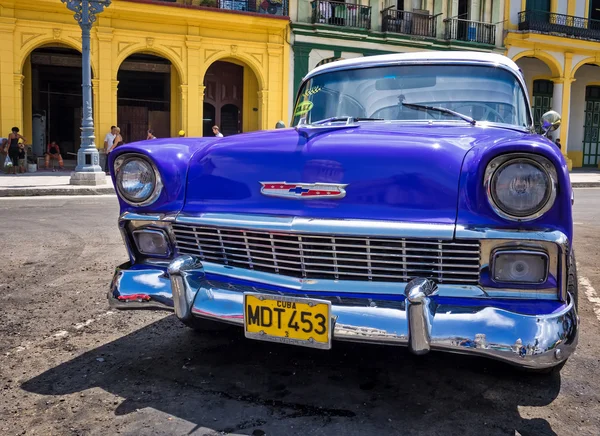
[172,224,481,285]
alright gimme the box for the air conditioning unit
[259,0,284,15]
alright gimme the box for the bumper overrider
[109,218,579,369]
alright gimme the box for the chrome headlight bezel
[484,153,558,222]
[114,153,163,207]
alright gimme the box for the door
[532,80,553,134]
[583,86,600,167]
[526,0,550,11]
[457,0,469,40]
[590,0,600,31]
[203,62,243,137]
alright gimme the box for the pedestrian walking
[212,126,223,137]
[111,127,124,152]
[6,127,26,175]
[45,141,64,171]
[104,126,116,154]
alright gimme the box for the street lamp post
[61,0,111,185]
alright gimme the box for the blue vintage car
[108,51,578,374]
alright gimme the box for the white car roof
[304,51,521,82]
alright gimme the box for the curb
[0,186,115,197]
[572,182,600,188]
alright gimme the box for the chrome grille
[172,224,481,284]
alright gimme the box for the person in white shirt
[212,125,224,138]
[104,126,116,154]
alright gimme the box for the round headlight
[485,155,557,221]
[115,155,162,206]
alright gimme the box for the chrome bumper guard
[108,255,578,369]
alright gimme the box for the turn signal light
[133,228,171,257]
[492,250,548,284]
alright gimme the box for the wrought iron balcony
[518,10,600,41]
[147,0,289,16]
[311,1,372,30]
[381,9,437,38]
[444,17,496,45]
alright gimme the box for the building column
[199,85,206,137]
[180,84,188,135]
[96,28,114,148]
[13,74,24,136]
[23,57,32,142]
[559,78,574,170]
[559,53,574,170]
[186,35,202,137]
[92,78,99,147]
[292,45,311,100]
[267,43,283,130]
[258,90,269,130]
[0,18,16,135]
[111,80,119,132]
[551,80,563,139]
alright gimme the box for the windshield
[292,64,531,128]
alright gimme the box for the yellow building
[504,0,600,169]
[0,0,290,162]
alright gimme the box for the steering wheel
[452,103,506,124]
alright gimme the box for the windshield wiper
[310,116,383,125]
[400,102,476,125]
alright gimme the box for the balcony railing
[311,1,372,30]
[518,10,600,41]
[150,0,289,16]
[444,17,496,45]
[381,10,437,38]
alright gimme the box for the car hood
[182,124,528,225]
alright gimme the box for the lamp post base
[70,171,107,186]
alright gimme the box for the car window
[293,64,531,128]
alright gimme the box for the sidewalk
[0,171,115,197]
[0,168,598,198]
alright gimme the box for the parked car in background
[108,52,578,374]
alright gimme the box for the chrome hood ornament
[259,182,348,200]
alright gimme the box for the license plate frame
[243,293,332,350]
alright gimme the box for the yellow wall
[504,31,600,169]
[0,0,290,144]
[568,151,583,168]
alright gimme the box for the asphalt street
[1,191,599,436]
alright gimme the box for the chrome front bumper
[108,255,579,370]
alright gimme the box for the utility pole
[61,0,111,185]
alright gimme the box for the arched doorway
[117,53,172,142]
[26,46,87,163]
[570,63,600,168]
[203,61,244,137]
[514,56,556,132]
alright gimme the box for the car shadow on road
[22,315,561,435]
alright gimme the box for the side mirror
[540,110,561,136]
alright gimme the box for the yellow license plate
[244,294,331,349]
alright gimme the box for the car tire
[181,316,236,332]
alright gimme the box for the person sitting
[45,141,64,171]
